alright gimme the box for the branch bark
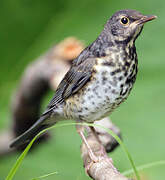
[81,118,130,180]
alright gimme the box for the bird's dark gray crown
[73,9,145,66]
[108,9,143,22]
[104,9,144,42]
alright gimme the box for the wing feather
[42,58,96,115]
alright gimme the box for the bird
[10,9,156,161]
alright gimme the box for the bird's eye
[120,17,129,25]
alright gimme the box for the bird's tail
[10,114,50,148]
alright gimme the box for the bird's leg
[90,126,101,143]
[76,124,98,162]
[89,126,108,157]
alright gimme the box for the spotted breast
[63,43,138,122]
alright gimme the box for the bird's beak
[136,15,157,25]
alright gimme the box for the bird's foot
[76,124,99,163]
[87,146,99,163]
[85,145,113,174]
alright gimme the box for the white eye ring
[120,16,129,25]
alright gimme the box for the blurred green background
[0,0,164,179]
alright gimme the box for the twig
[81,119,130,180]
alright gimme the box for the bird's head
[105,9,156,44]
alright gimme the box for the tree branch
[81,118,131,180]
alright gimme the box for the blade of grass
[6,122,140,180]
[31,171,58,180]
[122,160,165,176]
[6,135,39,180]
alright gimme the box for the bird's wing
[43,57,96,115]
[10,55,96,148]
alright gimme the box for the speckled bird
[10,9,156,160]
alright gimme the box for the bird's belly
[64,65,133,122]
